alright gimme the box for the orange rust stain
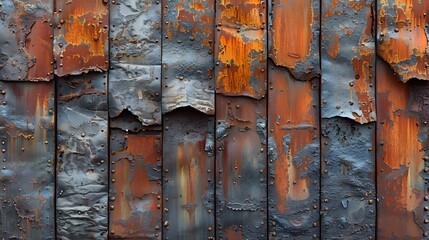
[271,0,313,69]
[326,32,340,60]
[26,19,53,80]
[225,228,243,239]
[351,55,375,123]
[219,0,263,28]
[270,69,316,213]
[216,28,264,95]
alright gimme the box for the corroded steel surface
[109,129,162,239]
[215,96,267,239]
[56,73,108,239]
[54,0,109,77]
[0,0,53,81]
[321,118,376,238]
[0,81,55,238]
[378,0,429,82]
[267,62,320,239]
[215,0,267,99]
[109,64,161,126]
[269,0,320,81]
[163,108,215,239]
[110,0,161,65]
[161,0,215,114]
[376,58,429,238]
[321,0,376,124]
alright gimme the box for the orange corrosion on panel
[217,28,264,95]
[270,69,315,213]
[326,32,340,60]
[377,60,424,238]
[219,0,263,28]
[271,0,313,68]
[26,19,53,80]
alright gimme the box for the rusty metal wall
[2,0,429,239]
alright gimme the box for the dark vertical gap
[106,1,111,238]
[373,0,378,239]
[265,1,270,239]
[53,0,58,239]
[160,0,164,239]
[213,0,217,239]
[318,0,323,239]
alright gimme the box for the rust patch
[54,0,109,76]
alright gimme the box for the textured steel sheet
[163,108,215,239]
[321,0,376,124]
[0,81,55,238]
[0,0,53,81]
[215,0,267,99]
[56,73,108,239]
[376,58,429,238]
[110,0,161,65]
[267,61,320,239]
[161,0,215,114]
[109,129,162,239]
[109,64,161,126]
[215,95,267,239]
[378,0,429,82]
[54,0,109,77]
[320,118,375,238]
[268,0,320,81]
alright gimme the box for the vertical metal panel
[215,96,267,239]
[109,129,162,238]
[0,81,55,238]
[321,0,376,238]
[161,0,215,114]
[267,63,320,239]
[54,0,109,77]
[163,108,215,239]
[376,58,429,238]
[110,0,161,65]
[321,0,376,124]
[56,73,108,239]
[215,1,267,239]
[378,0,429,82]
[0,0,53,81]
[269,0,320,81]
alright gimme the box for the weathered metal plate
[0,81,55,238]
[163,108,215,239]
[216,95,267,239]
[378,0,429,82]
[54,0,109,77]
[161,0,215,114]
[320,118,375,238]
[56,73,108,239]
[267,61,320,239]
[109,64,161,126]
[215,0,267,99]
[109,129,162,239]
[110,0,161,65]
[0,0,53,81]
[268,0,320,81]
[376,58,429,238]
[321,0,376,124]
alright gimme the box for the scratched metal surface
[54,0,109,77]
[109,64,161,126]
[321,0,376,124]
[215,0,267,100]
[268,0,320,81]
[378,0,429,82]
[109,129,162,239]
[376,58,429,239]
[0,81,55,238]
[163,108,215,239]
[110,0,161,65]
[0,0,53,81]
[267,61,320,239]
[161,0,215,114]
[56,73,108,239]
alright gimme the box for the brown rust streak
[378,0,429,81]
[269,69,316,214]
[377,59,424,238]
[55,0,108,76]
[270,0,314,68]
[26,19,53,80]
